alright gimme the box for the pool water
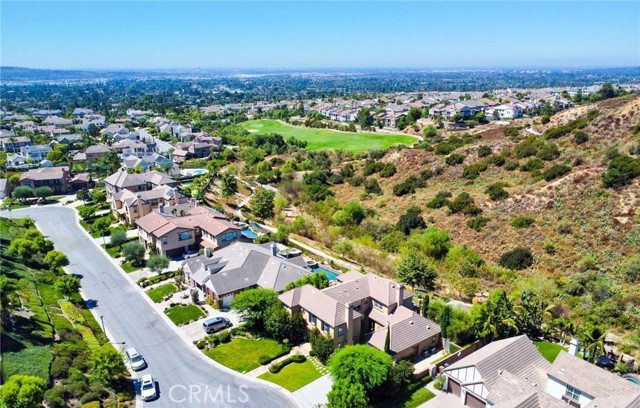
[241,228,258,239]
[192,170,206,176]
[311,266,339,281]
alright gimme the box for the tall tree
[356,108,373,130]
[471,289,518,342]
[329,344,392,396]
[581,326,606,363]
[220,172,238,198]
[396,249,437,291]
[54,275,81,298]
[250,188,275,220]
[230,288,279,334]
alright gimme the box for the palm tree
[581,326,606,363]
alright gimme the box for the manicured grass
[375,378,435,408]
[258,360,322,391]
[121,261,145,273]
[240,119,418,153]
[1,347,53,381]
[147,283,178,303]
[534,340,566,363]
[164,304,205,326]
[206,338,289,373]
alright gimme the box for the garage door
[222,294,234,307]
[447,378,461,396]
[465,391,486,408]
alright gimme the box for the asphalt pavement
[3,206,298,408]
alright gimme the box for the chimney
[159,202,165,214]
[205,247,212,258]
[137,194,148,217]
[569,338,580,356]
[396,283,405,309]
[344,302,354,345]
[173,188,180,205]
[270,242,277,257]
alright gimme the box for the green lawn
[206,338,289,373]
[147,283,178,303]
[375,378,435,408]
[258,360,322,391]
[240,119,418,153]
[534,340,566,363]
[164,304,205,326]
[121,260,145,273]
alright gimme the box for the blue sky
[1,1,638,69]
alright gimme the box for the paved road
[4,207,297,408]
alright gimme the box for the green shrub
[379,163,397,178]
[462,161,488,179]
[543,164,571,181]
[573,131,589,144]
[515,137,544,158]
[536,143,560,161]
[433,375,445,390]
[82,402,101,408]
[426,191,452,209]
[521,158,544,172]
[485,183,509,201]
[511,216,535,229]
[447,193,481,215]
[445,153,465,166]
[478,145,492,157]
[499,247,534,270]
[218,330,231,343]
[44,387,66,408]
[603,155,640,188]
[467,217,489,232]
[364,178,383,195]
[393,176,425,197]
[268,354,306,374]
[504,161,520,171]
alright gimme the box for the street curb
[68,206,305,407]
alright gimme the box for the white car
[126,347,146,371]
[140,374,157,401]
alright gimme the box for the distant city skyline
[1,1,638,70]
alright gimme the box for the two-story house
[172,134,222,164]
[182,241,310,307]
[442,335,640,408]
[104,168,176,201]
[112,139,149,157]
[279,272,441,361]
[19,145,52,161]
[19,166,71,194]
[72,145,112,163]
[111,185,188,225]
[135,204,244,257]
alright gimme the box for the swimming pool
[241,227,258,239]
[311,265,339,281]
[191,170,206,176]
[624,375,640,386]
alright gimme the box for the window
[222,232,236,242]
[309,314,317,324]
[337,325,345,337]
[322,322,330,333]
[373,299,384,310]
[564,385,581,402]
[161,236,168,245]
[178,232,192,241]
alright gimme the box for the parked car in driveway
[140,374,157,401]
[183,249,199,259]
[126,347,147,371]
[202,316,232,334]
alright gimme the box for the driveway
[419,392,465,408]
[182,308,242,343]
[293,374,332,408]
[3,207,298,408]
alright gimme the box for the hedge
[268,354,306,374]
[137,270,179,288]
[259,347,291,366]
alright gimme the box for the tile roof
[279,284,360,327]
[104,169,175,189]
[548,352,638,398]
[322,273,411,306]
[20,166,69,181]
[445,335,550,390]
[368,306,441,355]
[185,242,311,296]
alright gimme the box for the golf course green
[240,119,418,153]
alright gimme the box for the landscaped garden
[147,283,178,303]
[534,340,566,363]
[164,303,206,326]
[240,119,418,153]
[205,338,289,373]
[258,358,322,391]
[1,216,134,407]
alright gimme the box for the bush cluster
[268,354,306,374]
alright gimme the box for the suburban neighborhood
[1,2,639,407]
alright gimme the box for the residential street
[2,206,298,408]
